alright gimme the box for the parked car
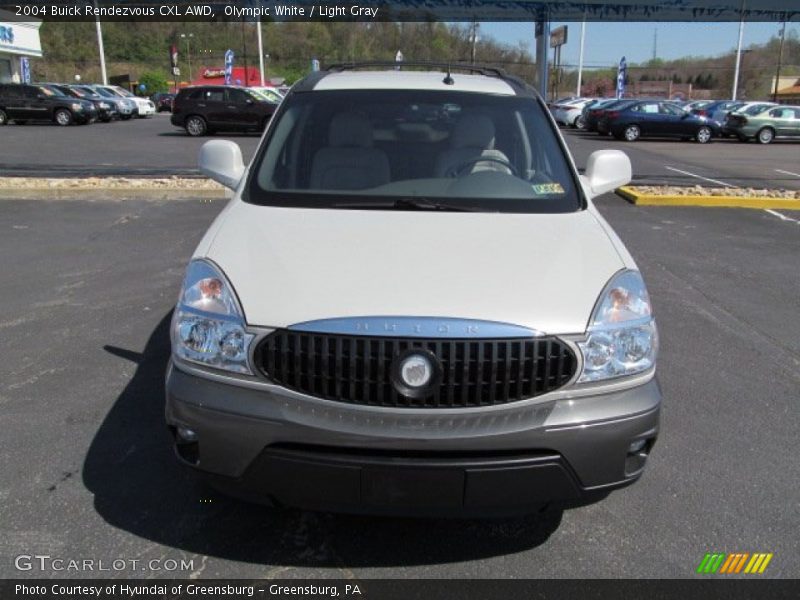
[0,83,97,126]
[151,92,175,112]
[554,98,596,128]
[166,64,661,516]
[81,85,136,119]
[726,105,800,144]
[250,87,284,104]
[584,99,630,133]
[102,85,155,117]
[599,100,718,143]
[683,100,714,113]
[44,83,117,122]
[721,102,778,137]
[171,85,277,136]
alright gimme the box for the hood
[203,203,626,335]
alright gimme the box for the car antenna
[443,65,455,86]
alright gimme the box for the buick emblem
[391,349,441,399]
[400,355,433,388]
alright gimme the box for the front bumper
[165,362,661,516]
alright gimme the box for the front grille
[256,330,577,408]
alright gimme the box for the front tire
[696,126,713,144]
[756,127,775,145]
[623,124,641,142]
[574,115,586,130]
[54,109,73,126]
[185,115,207,137]
[0,109,7,125]
[120,114,132,121]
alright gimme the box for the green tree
[137,71,170,94]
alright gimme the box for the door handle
[226,105,236,109]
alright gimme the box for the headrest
[450,115,495,149]
[329,112,373,148]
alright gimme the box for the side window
[204,89,225,102]
[23,86,39,99]
[769,108,784,118]
[639,103,659,114]
[226,89,250,104]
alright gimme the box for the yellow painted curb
[617,186,800,211]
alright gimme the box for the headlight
[71,103,83,111]
[577,270,658,382]
[171,260,254,374]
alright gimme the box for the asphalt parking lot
[1,113,799,192]
[0,191,798,578]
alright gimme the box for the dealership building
[0,11,42,83]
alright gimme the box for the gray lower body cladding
[165,362,661,517]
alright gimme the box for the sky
[479,21,799,67]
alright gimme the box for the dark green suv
[0,83,97,126]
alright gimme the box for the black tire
[185,115,207,137]
[120,114,132,121]
[696,126,713,144]
[756,127,775,145]
[0,109,7,125]
[54,108,73,126]
[100,116,111,123]
[623,124,641,142]
[574,115,586,130]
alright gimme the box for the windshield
[249,89,581,214]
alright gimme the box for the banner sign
[224,49,234,85]
[616,56,627,99]
[20,56,31,83]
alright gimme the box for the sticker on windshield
[531,183,565,195]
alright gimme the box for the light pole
[180,33,194,82]
[773,16,787,103]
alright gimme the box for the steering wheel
[445,156,519,178]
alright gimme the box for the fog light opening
[177,426,198,443]
[628,439,647,454]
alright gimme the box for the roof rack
[325,61,511,79]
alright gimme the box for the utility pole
[94,1,107,85]
[180,33,194,81]
[470,21,479,65]
[257,18,265,87]
[241,21,249,87]
[576,17,585,96]
[535,18,549,99]
[773,15,787,103]
[652,26,657,62]
[732,4,746,100]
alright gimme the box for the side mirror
[583,150,632,197]
[198,140,245,191]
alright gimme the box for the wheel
[100,116,111,123]
[120,114,132,120]
[756,127,774,145]
[0,109,7,125]
[185,115,207,137]
[623,124,640,142]
[54,109,73,126]
[574,115,586,130]
[695,126,712,144]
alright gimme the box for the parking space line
[775,169,800,179]
[664,166,738,188]
[765,209,800,225]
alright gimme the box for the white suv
[166,64,660,517]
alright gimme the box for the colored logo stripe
[697,553,773,574]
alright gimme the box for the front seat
[434,115,512,177]
[309,113,391,190]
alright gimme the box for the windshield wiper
[333,197,487,212]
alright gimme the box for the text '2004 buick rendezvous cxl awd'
[165,63,661,517]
